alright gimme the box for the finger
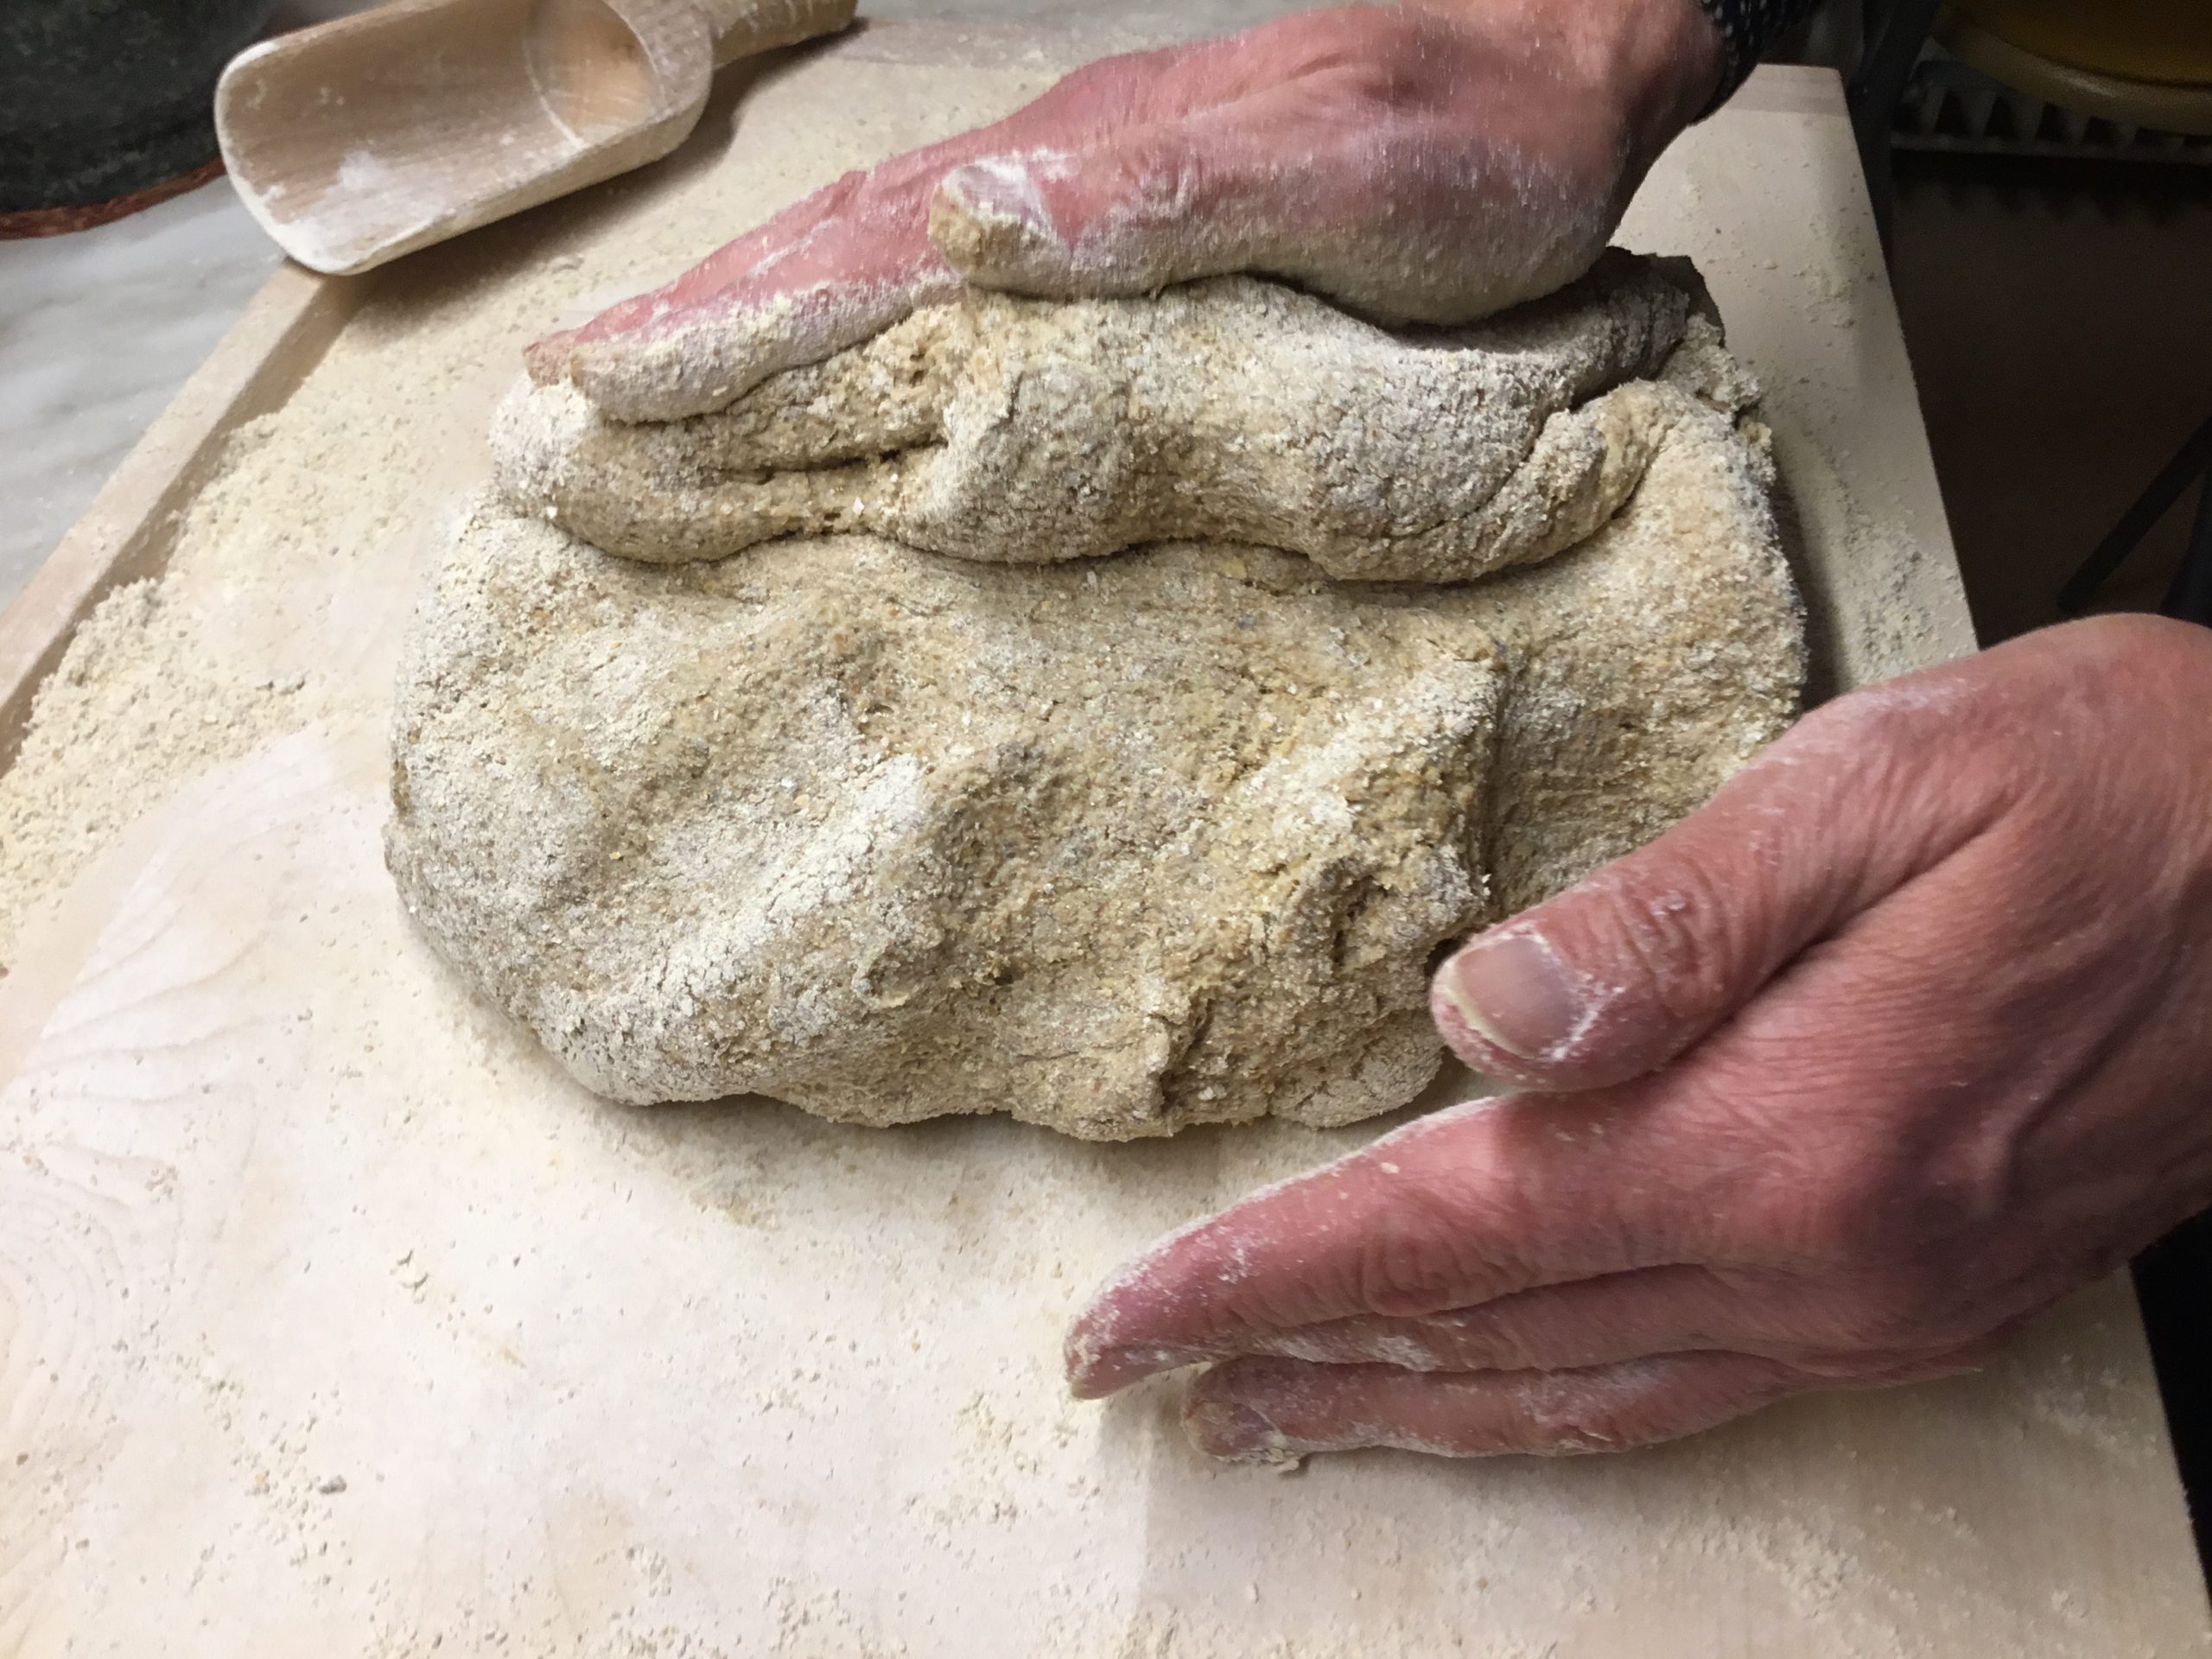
[927,118,1229,300]
[523,40,1191,420]
[919,16,1340,302]
[1185,1351,1817,1462]
[524,168,862,385]
[1428,683,2013,1094]
[1065,1094,1707,1400]
[543,202,957,423]
[1160,1264,1795,1376]
[1186,1338,1990,1462]
[925,107,1399,311]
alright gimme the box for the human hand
[1068,616,2212,1461]
[525,0,1722,419]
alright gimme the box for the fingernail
[1063,1326,1106,1395]
[1435,930,1582,1060]
[1185,1399,1290,1463]
[1068,1338,1203,1400]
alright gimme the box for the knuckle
[1807,679,1950,756]
[1351,1164,1504,1318]
[1046,54,1140,105]
[1353,1194,1465,1315]
[1274,8,1436,105]
[1124,137,1204,218]
[1589,862,1736,1027]
[1520,1373,1655,1453]
[1733,1125,1998,1354]
[1418,1306,1544,1373]
[1789,1135,1999,1270]
[1311,4,1427,56]
[1786,699,1933,823]
[1796,680,1999,836]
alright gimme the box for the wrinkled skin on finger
[526,0,1724,419]
[1071,615,2212,1461]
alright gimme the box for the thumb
[925,120,1241,302]
[928,85,1618,324]
[1431,699,1999,1091]
[926,91,1485,314]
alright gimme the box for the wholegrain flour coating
[386,267,1801,1139]
[496,252,1702,583]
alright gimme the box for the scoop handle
[697,0,858,67]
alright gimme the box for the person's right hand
[526,0,1723,421]
[1064,616,2212,1462]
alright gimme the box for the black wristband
[1691,0,1822,113]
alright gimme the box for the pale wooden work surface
[1,23,2206,1656]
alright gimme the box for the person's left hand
[1066,615,2212,1461]
[525,0,1720,421]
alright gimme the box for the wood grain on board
[0,26,2202,1656]
[0,265,356,770]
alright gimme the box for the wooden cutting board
[1,21,2206,1656]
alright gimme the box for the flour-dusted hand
[1069,617,2212,1459]
[524,0,1724,420]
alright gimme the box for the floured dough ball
[385,265,1802,1138]
[390,522,1510,1136]
[494,251,1702,583]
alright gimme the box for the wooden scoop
[215,0,855,275]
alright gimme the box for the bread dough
[494,252,1700,583]
[385,265,1801,1139]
